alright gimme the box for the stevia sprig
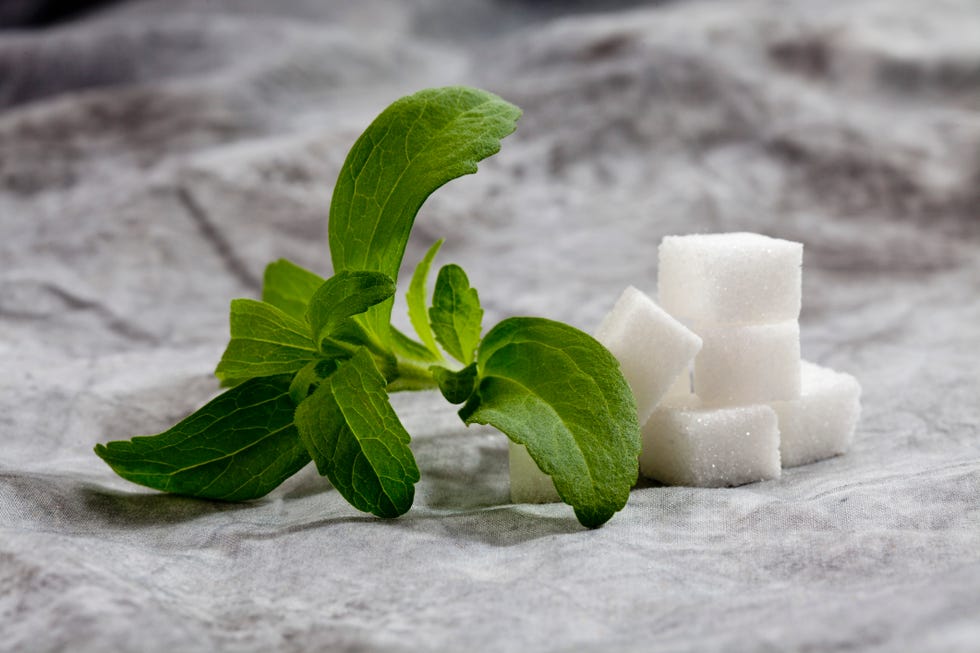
[95,86,640,528]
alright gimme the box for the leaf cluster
[96,87,640,528]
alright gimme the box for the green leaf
[458,317,640,528]
[328,86,521,345]
[295,349,420,518]
[215,299,317,386]
[288,358,341,405]
[390,327,441,364]
[94,376,311,501]
[306,271,395,349]
[429,264,483,365]
[407,239,444,358]
[262,259,326,322]
[431,363,477,404]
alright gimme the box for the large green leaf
[294,349,420,518]
[429,264,483,365]
[214,299,317,386]
[95,376,310,501]
[328,86,521,345]
[459,317,640,528]
[262,259,326,322]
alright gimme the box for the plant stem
[388,357,439,392]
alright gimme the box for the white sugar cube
[658,233,802,324]
[509,441,560,504]
[772,361,862,467]
[639,396,781,487]
[595,286,703,423]
[693,321,801,405]
[666,366,692,397]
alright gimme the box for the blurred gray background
[1,1,978,652]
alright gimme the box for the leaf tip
[574,509,612,530]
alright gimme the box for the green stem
[388,357,439,392]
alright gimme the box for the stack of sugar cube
[651,232,861,485]
[509,232,861,503]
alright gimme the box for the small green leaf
[288,358,341,405]
[295,349,420,518]
[262,259,326,321]
[458,317,640,529]
[431,363,477,404]
[407,239,444,358]
[328,86,521,345]
[306,271,395,348]
[430,264,483,365]
[215,299,317,386]
[390,327,441,364]
[95,376,311,501]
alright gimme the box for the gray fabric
[2,1,979,651]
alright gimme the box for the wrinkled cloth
[1,1,978,651]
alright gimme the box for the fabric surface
[2,1,979,651]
